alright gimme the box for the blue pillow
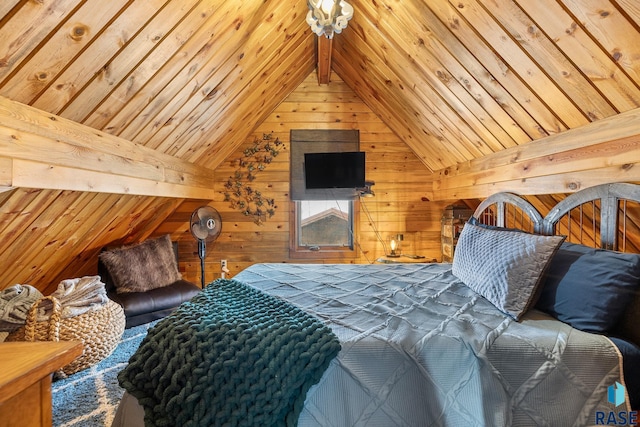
[536,242,640,333]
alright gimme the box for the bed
[112,183,640,427]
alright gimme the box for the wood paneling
[0,188,185,295]
[433,108,640,199]
[0,0,314,293]
[4,0,637,179]
[334,0,640,173]
[175,72,450,283]
[1,1,640,294]
[0,97,215,198]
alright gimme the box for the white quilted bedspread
[234,263,625,427]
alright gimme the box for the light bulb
[321,0,334,14]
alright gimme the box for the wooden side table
[0,341,83,427]
[376,255,436,264]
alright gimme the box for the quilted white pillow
[452,223,565,320]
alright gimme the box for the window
[291,199,358,259]
[299,199,353,246]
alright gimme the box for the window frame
[289,199,359,260]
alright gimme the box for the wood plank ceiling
[334,0,640,171]
[1,0,640,291]
[3,0,640,174]
[0,0,315,167]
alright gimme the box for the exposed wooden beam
[316,36,333,84]
[431,107,640,200]
[0,96,215,199]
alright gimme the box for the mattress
[113,262,627,427]
[235,263,625,426]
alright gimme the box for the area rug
[52,320,158,427]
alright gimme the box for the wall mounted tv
[304,151,366,189]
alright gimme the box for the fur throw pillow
[99,235,182,294]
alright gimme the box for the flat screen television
[304,151,366,189]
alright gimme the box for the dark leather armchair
[98,242,201,328]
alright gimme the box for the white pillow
[452,223,565,320]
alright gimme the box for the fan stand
[190,205,222,288]
[198,238,206,288]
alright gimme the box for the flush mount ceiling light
[306,0,354,39]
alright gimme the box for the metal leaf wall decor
[223,133,284,225]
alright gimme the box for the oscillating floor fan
[189,206,222,287]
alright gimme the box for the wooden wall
[173,72,451,284]
[0,188,185,295]
[3,1,640,295]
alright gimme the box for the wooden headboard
[472,183,640,252]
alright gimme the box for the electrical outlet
[221,259,228,269]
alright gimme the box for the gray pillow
[452,223,565,320]
[99,235,182,294]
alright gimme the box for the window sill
[289,248,357,260]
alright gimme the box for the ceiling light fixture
[306,0,354,39]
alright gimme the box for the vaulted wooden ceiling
[337,0,640,169]
[2,0,640,291]
[0,0,315,170]
[3,0,640,177]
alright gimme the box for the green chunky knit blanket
[118,278,341,427]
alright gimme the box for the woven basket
[7,295,125,377]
